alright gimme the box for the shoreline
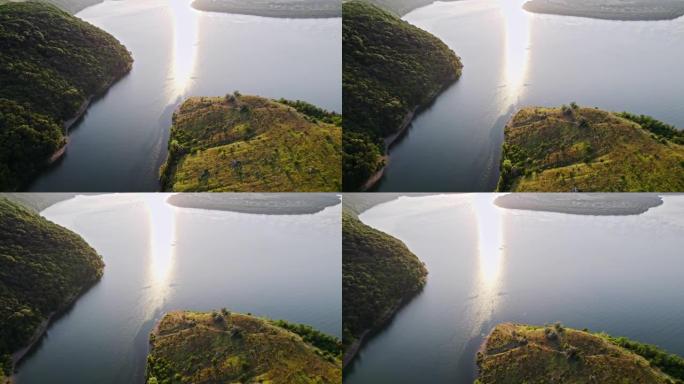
[190,1,341,19]
[343,283,426,369]
[522,1,684,21]
[40,60,131,170]
[360,79,456,191]
[45,96,92,165]
[8,277,102,382]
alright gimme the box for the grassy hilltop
[498,105,684,192]
[0,2,132,190]
[342,207,427,366]
[0,198,104,379]
[160,94,341,192]
[477,323,684,384]
[342,0,462,190]
[146,311,341,384]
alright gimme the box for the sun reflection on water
[499,0,531,107]
[142,194,176,304]
[468,194,506,336]
[168,0,199,100]
[473,194,505,289]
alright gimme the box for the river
[27,0,341,191]
[15,194,341,383]
[374,0,684,191]
[344,193,684,383]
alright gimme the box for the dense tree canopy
[0,198,104,377]
[342,209,427,354]
[0,2,132,190]
[342,1,462,190]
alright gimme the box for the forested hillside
[0,198,104,378]
[342,208,427,365]
[0,2,132,190]
[342,1,462,190]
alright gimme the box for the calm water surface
[15,194,341,383]
[344,194,684,383]
[28,0,341,191]
[376,0,684,191]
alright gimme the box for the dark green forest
[277,98,342,126]
[342,0,462,190]
[0,198,104,377]
[602,334,684,381]
[0,2,132,190]
[618,112,684,145]
[342,208,427,355]
[271,319,343,361]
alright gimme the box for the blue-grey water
[27,0,341,191]
[375,0,684,191]
[344,194,684,383]
[15,194,341,383]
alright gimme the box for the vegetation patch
[0,197,104,378]
[476,323,684,384]
[342,0,462,190]
[0,1,132,190]
[160,93,341,192]
[145,310,341,384]
[498,104,684,192]
[342,208,427,364]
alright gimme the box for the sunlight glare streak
[168,0,199,100]
[473,194,505,288]
[500,0,531,107]
[143,194,176,287]
[466,193,506,338]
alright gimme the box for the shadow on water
[14,278,104,372]
[343,287,428,376]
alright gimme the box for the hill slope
[0,0,105,14]
[477,323,684,384]
[342,0,462,190]
[498,105,684,192]
[0,197,104,379]
[0,2,132,190]
[146,310,341,384]
[342,208,427,366]
[523,0,684,21]
[160,94,342,192]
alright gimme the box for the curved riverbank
[342,0,462,191]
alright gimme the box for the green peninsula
[342,207,427,367]
[342,0,462,191]
[160,94,341,192]
[477,323,684,384]
[191,0,341,18]
[498,105,684,192]
[0,197,104,379]
[0,2,132,190]
[146,310,341,384]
